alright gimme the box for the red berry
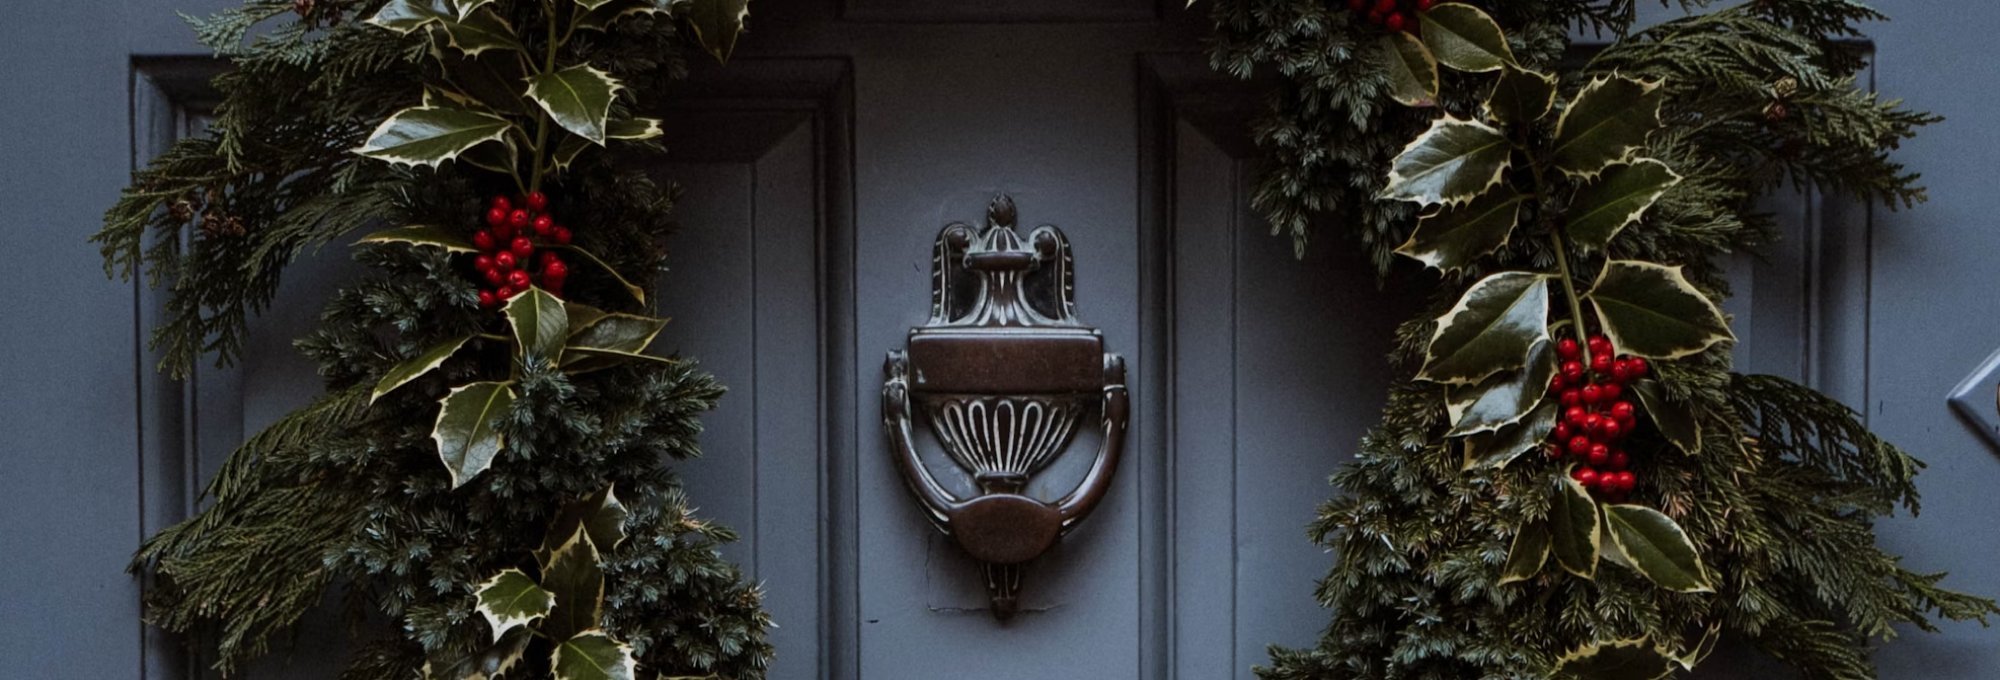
[1553,422,1573,441]
[508,209,530,229]
[477,290,497,309]
[1589,334,1612,354]
[1384,12,1406,31]
[486,207,508,228]
[484,268,506,286]
[1587,443,1610,466]
[1561,389,1582,408]
[1575,468,1600,488]
[1416,0,1435,10]
[472,230,496,251]
[494,251,517,270]
[525,191,548,212]
[491,196,512,212]
[1598,418,1623,441]
[1549,374,1568,394]
[1562,360,1585,381]
[496,285,516,300]
[1609,450,1629,470]
[551,226,573,245]
[1600,382,1623,402]
[1374,0,1396,12]
[1546,444,1563,460]
[1582,414,1605,436]
[543,260,569,280]
[1628,357,1650,378]
[473,254,494,272]
[538,251,561,268]
[532,214,555,236]
[1557,338,1581,360]
[1591,354,1614,376]
[1614,471,1636,493]
[506,270,531,289]
[1568,435,1591,456]
[493,221,515,242]
[1565,406,1588,426]
[1610,401,1635,420]
[510,236,534,258]
[1611,360,1633,383]
[1581,385,1603,404]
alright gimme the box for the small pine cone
[167,199,195,223]
[1764,101,1789,122]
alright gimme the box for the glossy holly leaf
[1567,160,1681,249]
[439,7,523,57]
[1447,338,1554,436]
[1396,188,1526,272]
[1549,476,1601,578]
[475,568,554,643]
[565,313,668,356]
[684,0,751,64]
[451,0,495,18]
[1498,521,1551,585]
[552,631,636,680]
[573,0,618,9]
[1382,116,1512,207]
[527,65,625,145]
[538,485,630,566]
[431,48,529,115]
[371,334,474,404]
[1380,33,1439,107]
[505,287,570,367]
[552,245,648,304]
[1485,65,1557,125]
[575,0,670,32]
[432,381,516,488]
[457,138,520,177]
[1586,261,1735,359]
[560,348,680,375]
[1551,75,1665,178]
[1629,379,1700,454]
[355,106,515,168]
[367,0,453,33]
[1465,400,1559,470]
[541,529,605,641]
[1604,504,1712,593]
[1555,639,1677,680]
[355,225,477,253]
[1418,3,1515,72]
[563,302,610,337]
[1419,271,1550,385]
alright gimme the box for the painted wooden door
[5,1,1999,679]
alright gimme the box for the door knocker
[882,195,1129,620]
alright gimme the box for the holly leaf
[457,138,520,177]
[1418,271,1550,385]
[1380,33,1439,107]
[1465,400,1558,470]
[1418,3,1515,72]
[1586,261,1735,359]
[1382,116,1512,207]
[1551,75,1665,178]
[355,225,477,253]
[1447,338,1554,436]
[541,529,605,641]
[367,0,453,33]
[1566,160,1681,249]
[432,381,516,488]
[683,0,751,64]
[452,0,496,19]
[1629,379,1700,454]
[1485,64,1557,125]
[564,302,610,337]
[552,245,648,304]
[355,105,515,168]
[1555,638,1677,680]
[1498,521,1551,585]
[475,569,554,643]
[1603,504,1713,593]
[573,0,618,9]
[560,347,680,374]
[565,313,668,356]
[505,287,570,367]
[527,65,625,145]
[575,0,670,32]
[1549,476,1601,578]
[439,7,524,57]
[1395,188,1526,272]
[538,485,630,566]
[371,334,474,404]
[552,631,636,680]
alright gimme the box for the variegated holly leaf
[574,0,618,9]
[1485,64,1556,125]
[1554,638,1677,680]
[1566,160,1681,249]
[475,569,554,642]
[538,485,630,565]
[367,0,453,33]
[1603,504,1712,592]
[1447,338,1554,436]
[457,138,520,177]
[1418,271,1550,385]
[1396,188,1526,272]
[1380,33,1439,107]
[1498,520,1551,585]
[550,117,662,170]
[684,0,751,64]
[565,313,667,356]
[541,529,605,641]
[356,225,477,253]
[1465,400,1558,470]
[505,287,570,367]
[372,334,474,404]
[552,245,648,304]
[1630,379,1700,454]
[1549,476,1601,578]
[527,66,626,145]
[575,0,670,32]
[1551,75,1665,178]
[1586,261,1735,359]
[439,7,523,57]
[433,381,516,488]
[356,106,515,168]
[1382,116,1512,207]
[1418,3,1515,73]
[552,631,636,680]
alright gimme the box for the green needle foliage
[104,1,771,677]
[1206,1,1996,678]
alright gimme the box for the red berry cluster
[1344,0,1434,33]
[1545,334,1652,501]
[471,191,572,309]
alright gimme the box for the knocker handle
[883,351,959,529]
[1056,355,1128,528]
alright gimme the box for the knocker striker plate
[881,195,1129,620]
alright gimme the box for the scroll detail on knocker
[882,195,1129,620]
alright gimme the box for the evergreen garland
[99,1,769,677]
[1205,1,1995,678]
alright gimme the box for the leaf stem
[526,2,560,194]
[1527,150,1594,366]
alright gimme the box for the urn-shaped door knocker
[882,195,1129,620]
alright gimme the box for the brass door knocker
[882,195,1129,620]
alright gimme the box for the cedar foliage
[101,1,772,676]
[1206,1,1996,678]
